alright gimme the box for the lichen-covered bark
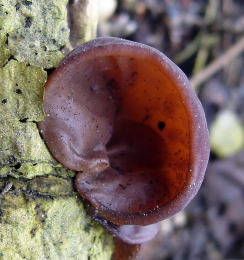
[0,0,69,68]
[0,60,59,178]
[0,0,113,259]
[0,176,113,259]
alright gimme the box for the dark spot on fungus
[38,37,209,250]
[25,17,32,28]
[15,89,22,94]
[119,184,126,190]
[2,99,7,104]
[130,71,137,78]
[158,121,165,131]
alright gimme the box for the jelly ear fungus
[38,37,210,258]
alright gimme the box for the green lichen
[0,33,10,67]
[0,60,60,178]
[0,0,69,68]
[0,60,46,121]
[0,0,14,65]
[0,177,113,260]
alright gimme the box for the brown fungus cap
[38,37,210,226]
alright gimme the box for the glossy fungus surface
[38,37,210,226]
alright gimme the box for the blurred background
[97,0,244,259]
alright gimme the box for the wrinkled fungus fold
[38,37,209,239]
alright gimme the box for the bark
[0,1,113,259]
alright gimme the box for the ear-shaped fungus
[38,37,209,228]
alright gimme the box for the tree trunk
[0,0,113,259]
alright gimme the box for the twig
[173,34,201,64]
[190,36,244,91]
[192,34,219,75]
[192,43,209,75]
